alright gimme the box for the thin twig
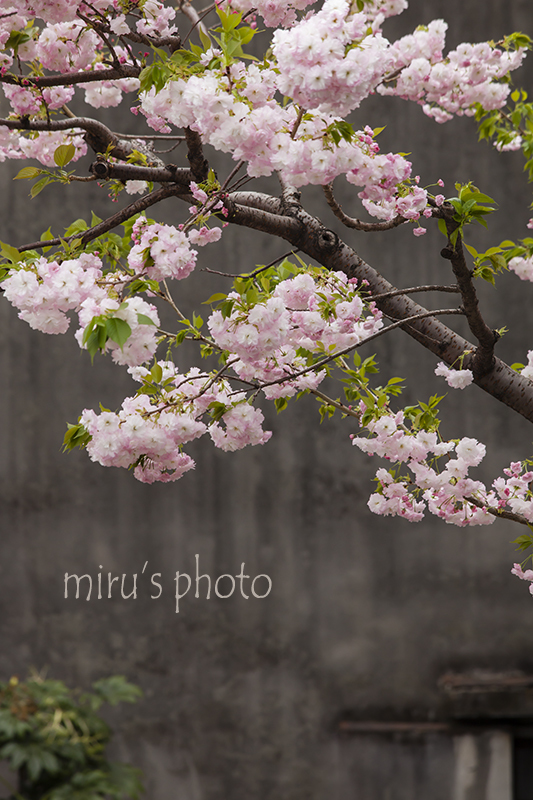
[238,309,465,393]
[110,133,186,141]
[290,106,305,140]
[201,249,300,278]
[18,185,179,252]
[180,0,213,43]
[466,495,532,527]
[308,388,360,419]
[323,183,406,232]
[221,160,245,192]
[368,285,461,300]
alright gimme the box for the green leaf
[0,241,20,264]
[63,422,91,452]
[137,313,156,326]
[437,218,448,237]
[208,401,228,422]
[199,27,213,51]
[106,317,132,349]
[92,676,143,706]
[14,166,42,181]
[512,534,533,551]
[30,177,51,198]
[489,253,507,271]
[127,278,160,295]
[54,143,76,167]
[4,29,31,55]
[150,363,163,383]
[202,293,227,305]
[64,218,89,237]
[220,299,235,319]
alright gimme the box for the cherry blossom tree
[2,0,533,590]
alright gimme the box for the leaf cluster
[0,674,143,800]
[437,182,496,247]
[14,144,78,198]
[138,7,256,95]
[465,236,533,284]
[476,87,533,180]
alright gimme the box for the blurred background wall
[1,1,533,797]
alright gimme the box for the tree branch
[17,185,180,252]
[0,116,165,166]
[323,183,406,232]
[225,198,305,240]
[184,128,209,182]
[242,309,465,392]
[89,159,193,184]
[466,495,533,527]
[217,198,533,424]
[0,64,141,88]
[229,192,284,215]
[368,285,461,300]
[441,213,499,378]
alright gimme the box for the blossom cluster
[353,416,490,524]
[2,253,103,334]
[75,293,160,367]
[0,251,161,364]
[141,73,427,219]
[0,206,226,365]
[511,563,533,596]
[208,271,383,399]
[61,265,386,482]
[272,6,392,118]
[0,0,524,225]
[80,363,271,483]
[434,361,474,389]
[379,36,525,122]
[352,415,494,525]
[353,412,533,536]
[509,254,533,282]
[219,0,313,28]
[127,217,198,282]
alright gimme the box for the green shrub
[0,673,143,800]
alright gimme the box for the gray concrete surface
[1,1,533,797]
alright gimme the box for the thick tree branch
[0,64,141,88]
[229,192,284,215]
[220,197,533,424]
[184,128,209,182]
[0,116,165,166]
[441,212,499,378]
[89,159,193,184]
[225,197,305,241]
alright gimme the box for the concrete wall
[1,1,533,798]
